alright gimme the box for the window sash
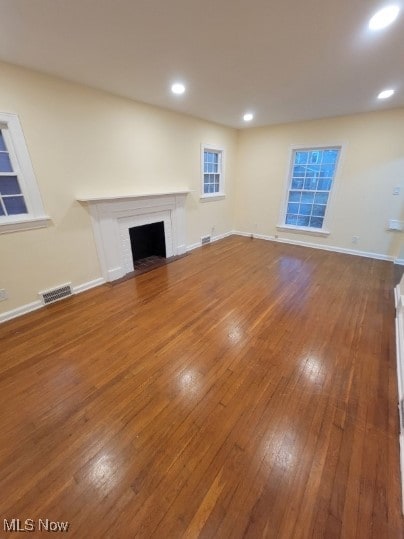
[284,147,340,230]
[201,146,224,197]
[0,112,48,233]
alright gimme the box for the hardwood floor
[0,236,402,538]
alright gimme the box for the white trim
[232,230,394,261]
[200,194,226,202]
[72,277,105,295]
[0,300,42,323]
[0,215,50,234]
[200,143,225,199]
[396,258,404,266]
[395,285,402,309]
[77,191,190,202]
[187,230,232,252]
[0,112,48,231]
[0,277,106,324]
[276,224,330,237]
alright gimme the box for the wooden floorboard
[0,236,402,538]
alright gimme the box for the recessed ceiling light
[369,5,400,30]
[378,88,395,99]
[243,113,254,122]
[171,82,186,95]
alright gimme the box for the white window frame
[200,144,225,200]
[277,145,342,237]
[0,112,49,234]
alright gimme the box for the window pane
[317,178,332,191]
[287,202,299,213]
[305,165,320,179]
[297,216,310,226]
[309,150,323,164]
[304,178,317,190]
[0,131,7,152]
[291,178,304,189]
[294,151,308,165]
[213,153,219,164]
[300,203,312,215]
[319,164,335,178]
[323,149,339,163]
[4,195,27,215]
[286,214,298,225]
[301,192,314,204]
[0,153,13,172]
[293,165,305,177]
[314,192,329,204]
[312,204,326,217]
[310,216,324,228]
[288,191,301,202]
[0,176,21,195]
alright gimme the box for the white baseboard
[0,300,43,324]
[0,277,106,324]
[396,258,404,266]
[187,230,233,252]
[232,230,394,262]
[73,277,105,295]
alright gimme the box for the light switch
[393,186,401,195]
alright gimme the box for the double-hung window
[283,147,340,232]
[0,112,48,233]
[201,145,224,198]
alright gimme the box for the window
[201,145,225,198]
[0,112,48,233]
[282,147,340,232]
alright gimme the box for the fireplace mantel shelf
[77,191,191,203]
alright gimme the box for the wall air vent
[39,283,73,305]
[201,235,211,245]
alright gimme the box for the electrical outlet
[352,236,359,244]
[393,186,401,195]
[0,289,8,301]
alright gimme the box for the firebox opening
[129,221,166,264]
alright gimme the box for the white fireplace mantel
[78,191,190,282]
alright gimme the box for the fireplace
[129,221,166,263]
[78,191,189,282]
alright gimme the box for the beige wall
[0,62,237,314]
[235,109,404,258]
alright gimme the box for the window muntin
[0,130,28,217]
[284,147,340,230]
[201,145,224,198]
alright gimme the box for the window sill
[0,215,51,234]
[276,224,330,237]
[200,194,225,202]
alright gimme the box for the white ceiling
[0,0,402,128]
